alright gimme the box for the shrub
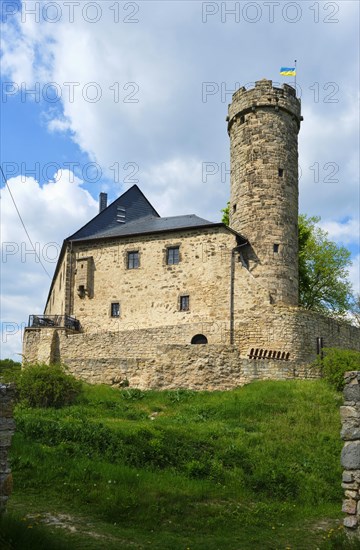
[314,348,360,391]
[120,388,146,400]
[17,363,82,408]
[0,358,21,383]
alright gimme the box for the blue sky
[1,0,359,358]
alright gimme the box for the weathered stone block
[343,471,354,483]
[0,433,13,448]
[340,406,360,421]
[344,516,358,529]
[344,382,360,403]
[352,471,360,484]
[342,482,358,490]
[341,420,360,441]
[345,490,359,500]
[0,473,13,497]
[341,442,360,470]
[342,499,357,514]
[0,418,16,432]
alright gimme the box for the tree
[221,202,229,225]
[221,206,354,318]
[297,215,352,315]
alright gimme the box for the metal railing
[28,315,81,331]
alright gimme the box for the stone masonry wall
[0,385,16,515]
[234,307,360,362]
[23,305,360,390]
[45,251,67,316]
[341,372,360,536]
[228,79,302,306]
[23,329,316,389]
[67,227,239,333]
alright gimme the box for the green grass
[1,380,355,549]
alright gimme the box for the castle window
[240,115,245,124]
[111,302,120,317]
[180,295,189,311]
[278,168,284,177]
[273,243,279,253]
[127,251,139,269]
[167,246,180,265]
[233,204,237,213]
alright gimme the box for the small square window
[273,243,279,253]
[111,302,120,317]
[167,246,180,265]
[180,295,189,311]
[127,251,139,269]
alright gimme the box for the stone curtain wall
[23,327,318,389]
[235,307,360,364]
[341,372,360,536]
[23,306,360,390]
[0,384,16,515]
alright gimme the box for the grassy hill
[0,380,355,549]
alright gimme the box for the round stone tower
[227,79,302,305]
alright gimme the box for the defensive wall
[23,307,360,390]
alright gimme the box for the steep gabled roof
[71,214,216,241]
[68,184,160,241]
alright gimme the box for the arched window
[191,334,208,345]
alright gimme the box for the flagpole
[294,59,297,95]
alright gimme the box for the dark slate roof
[68,185,160,241]
[68,184,219,242]
[71,214,217,241]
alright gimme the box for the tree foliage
[221,202,229,225]
[314,347,360,391]
[298,215,352,316]
[221,205,354,318]
[0,358,21,383]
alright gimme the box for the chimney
[99,192,107,213]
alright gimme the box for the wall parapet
[0,384,16,515]
[341,371,360,536]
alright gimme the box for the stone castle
[23,79,360,389]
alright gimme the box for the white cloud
[0,171,97,358]
[299,98,359,228]
[349,254,360,296]
[319,218,360,246]
[140,156,226,221]
[47,117,72,133]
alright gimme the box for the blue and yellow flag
[280,67,296,76]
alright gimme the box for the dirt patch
[310,517,342,532]
[26,511,116,541]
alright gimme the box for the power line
[0,165,51,279]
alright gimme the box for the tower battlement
[228,79,302,133]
